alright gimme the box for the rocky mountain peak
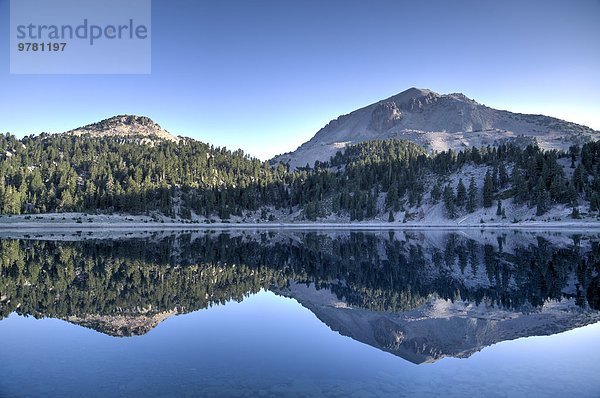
[66,115,177,142]
[271,87,599,169]
[385,87,441,113]
[390,87,436,100]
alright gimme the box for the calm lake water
[1,229,600,397]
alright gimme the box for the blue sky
[1,0,599,159]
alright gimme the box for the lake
[1,229,599,397]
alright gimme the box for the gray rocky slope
[272,88,599,169]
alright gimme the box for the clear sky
[1,0,599,160]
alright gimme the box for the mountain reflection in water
[1,229,599,364]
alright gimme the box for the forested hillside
[1,131,600,222]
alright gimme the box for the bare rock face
[271,87,599,169]
[368,102,403,131]
[400,91,439,112]
[66,115,178,142]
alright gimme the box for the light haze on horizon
[0,0,599,160]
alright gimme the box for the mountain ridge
[271,87,599,169]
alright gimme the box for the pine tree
[492,165,499,191]
[1,186,21,214]
[443,184,457,219]
[571,165,585,193]
[456,178,466,208]
[386,181,400,211]
[467,177,477,213]
[431,182,442,203]
[496,200,502,216]
[535,177,549,216]
[549,175,565,202]
[483,170,493,208]
[512,169,528,204]
[388,210,395,222]
[569,145,579,168]
[498,163,509,188]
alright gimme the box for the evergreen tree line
[1,132,599,220]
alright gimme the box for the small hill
[66,115,178,142]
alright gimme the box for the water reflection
[1,229,599,364]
